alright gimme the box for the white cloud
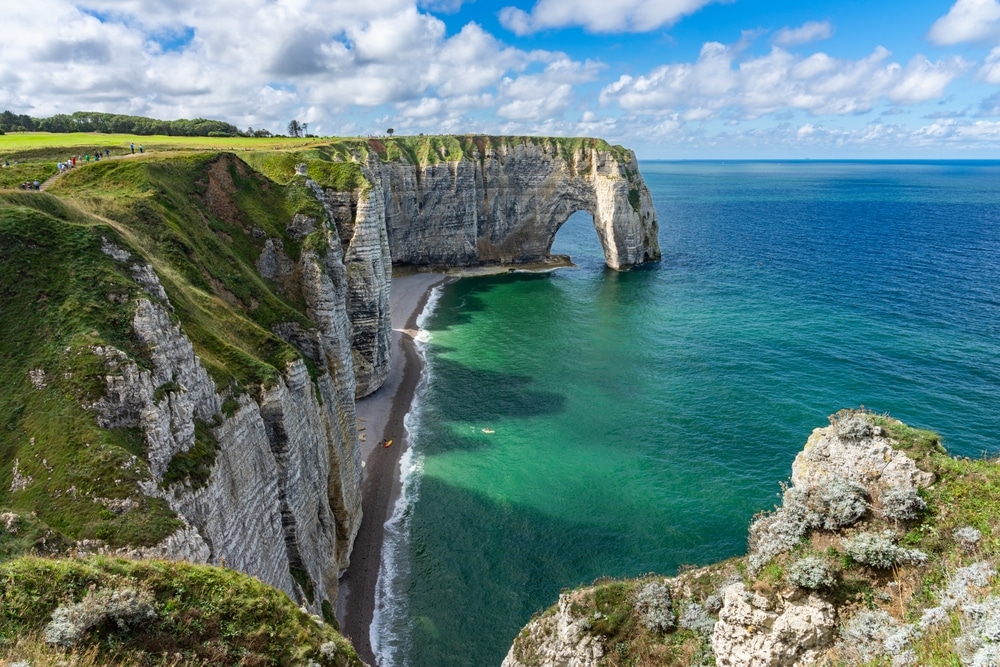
[0,0,584,135]
[928,0,1000,45]
[600,39,968,119]
[979,47,1000,83]
[498,0,718,35]
[495,58,602,121]
[772,21,834,47]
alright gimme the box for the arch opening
[548,209,607,270]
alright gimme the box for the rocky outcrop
[504,412,968,667]
[791,418,935,491]
[502,590,606,667]
[711,583,836,667]
[94,237,363,616]
[369,140,660,271]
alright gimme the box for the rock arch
[372,139,660,271]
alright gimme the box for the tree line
[0,111,242,137]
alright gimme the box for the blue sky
[2,0,1000,157]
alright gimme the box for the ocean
[372,161,1000,666]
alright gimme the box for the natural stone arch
[374,139,660,271]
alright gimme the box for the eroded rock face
[95,239,363,616]
[370,141,660,271]
[307,181,392,398]
[502,590,605,667]
[711,583,836,667]
[791,423,935,492]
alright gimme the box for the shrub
[44,587,156,647]
[678,602,715,635]
[747,505,809,574]
[941,563,996,609]
[879,485,927,523]
[748,477,868,573]
[831,410,875,441]
[955,526,983,549]
[842,531,928,569]
[633,580,676,634]
[813,478,869,530]
[838,609,900,662]
[786,556,836,590]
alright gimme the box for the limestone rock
[791,423,935,493]
[502,590,605,667]
[308,181,392,398]
[711,583,836,667]
[94,234,364,617]
[371,140,660,271]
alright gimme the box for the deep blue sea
[372,161,1000,667]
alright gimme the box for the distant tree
[0,110,16,131]
[386,128,394,137]
[288,120,302,138]
[301,122,308,136]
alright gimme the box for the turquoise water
[373,161,1000,667]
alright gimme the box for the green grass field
[0,132,326,152]
[0,133,332,189]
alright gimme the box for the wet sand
[337,271,447,666]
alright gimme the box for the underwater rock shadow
[427,354,567,425]
[400,474,742,667]
[428,272,554,331]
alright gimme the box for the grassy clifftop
[0,556,364,666]
[0,141,375,665]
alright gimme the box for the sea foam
[371,283,443,667]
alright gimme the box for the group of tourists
[3,143,150,192]
[57,148,119,173]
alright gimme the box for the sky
[3,0,1000,158]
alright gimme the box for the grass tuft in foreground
[0,556,364,666]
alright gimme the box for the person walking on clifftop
[130,143,135,154]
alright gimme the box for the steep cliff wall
[368,138,660,271]
[245,135,659,397]
[0,154,369,620]
[91,232,363,617]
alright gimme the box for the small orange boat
[383,439,393,449]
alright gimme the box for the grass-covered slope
[509,411,1000,667]
[0,556,364,666]
[0,194,182,549]
[0,150,345,554]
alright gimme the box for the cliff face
[93,232,362,616]
[368,139,660,271]
[1,135,659,636]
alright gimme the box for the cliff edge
[1,134,660,647]
[504,410,1000,667]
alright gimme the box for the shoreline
[337,271,447,666]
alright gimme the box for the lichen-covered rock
[711,583,836,667]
